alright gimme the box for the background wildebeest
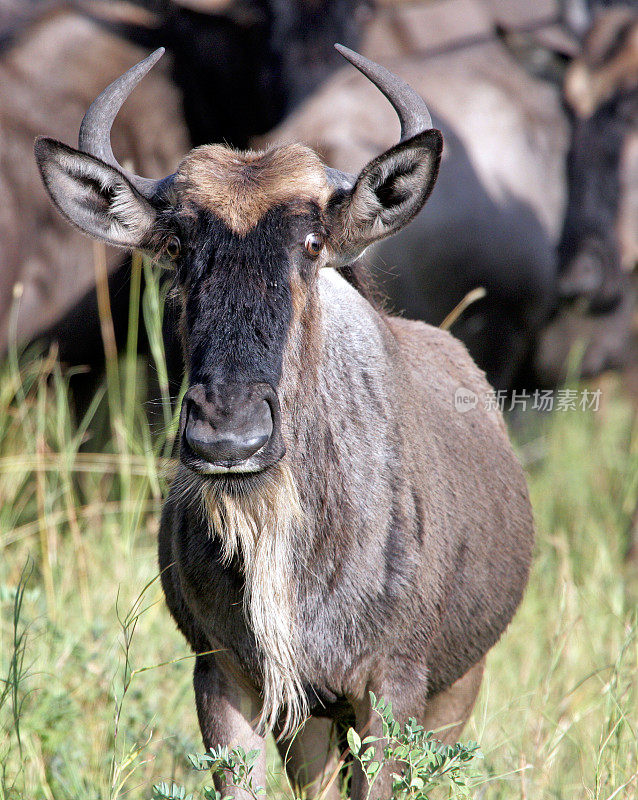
[3,0,635,399]
[260,0,569,389]
[0,1,189,372]
[262,0,637,390]
[160,0,368,147]
[535,1,638,383]
[0,0,366,397]
[34,46,533,799]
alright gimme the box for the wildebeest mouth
[179,431,277,476]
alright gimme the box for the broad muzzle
[180,382,285,474]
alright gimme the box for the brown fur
[175,144,331,234]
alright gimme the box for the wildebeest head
[558,5,638,311]
[34,46,441,478]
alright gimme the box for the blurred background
[0,0,636,798]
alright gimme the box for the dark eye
[166,235,181,260]
[304,233,324,258]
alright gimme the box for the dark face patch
[183,207,291,388]
[159,200,325,391]
[558,89,637,312]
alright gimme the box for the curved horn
[78,47,167,198]
[335,44,433,138]
[327,45,435,188]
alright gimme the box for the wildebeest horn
[78,47,168,199]
[327,44,435,189]
[335,44,433,138]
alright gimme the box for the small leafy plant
[347,693,480,800]
[152,745,265,800]
[152,694,479,800]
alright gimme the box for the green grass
[0,259,636,798]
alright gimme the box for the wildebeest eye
[304,233,324,258]
[166,235,181,260]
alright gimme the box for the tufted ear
[34,137,156,249]
[330,129,442,258]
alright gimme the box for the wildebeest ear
[330,129,442,256]
[34,137,156,249]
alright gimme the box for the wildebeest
[535,1,638,384]
[35,47,533,798]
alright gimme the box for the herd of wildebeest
[1,0,637,395]
[4,0,638,792]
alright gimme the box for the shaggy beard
[174,462,308,739]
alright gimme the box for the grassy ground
[0,269,636,798]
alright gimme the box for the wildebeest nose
[182,384,274,467]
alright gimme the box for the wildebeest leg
[275,717,341,800]
[418,658,485,745]
[193,654,267,800]
[350,659,485,800]
[349,686,421,800]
